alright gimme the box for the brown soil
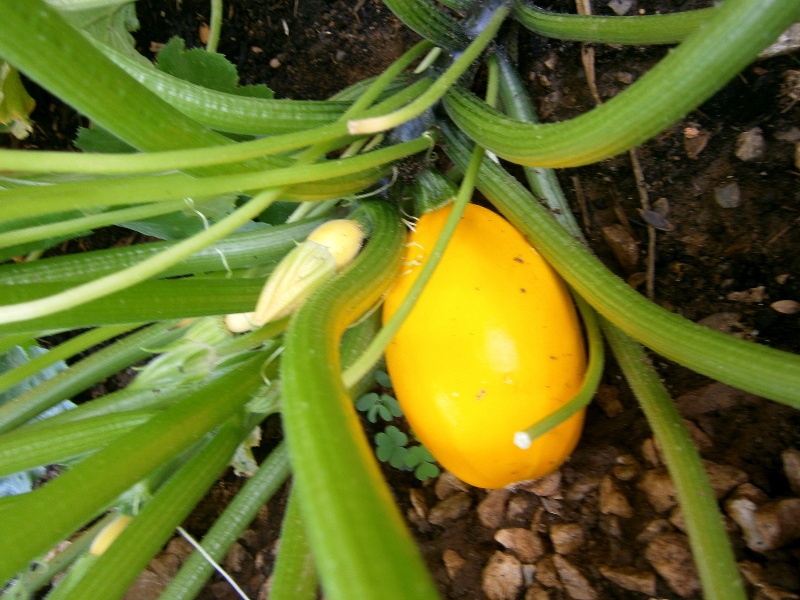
[6,0,800,599]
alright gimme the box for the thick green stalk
[159,443,291,600]
[0,77,432,175]
[281,201,440,600]
[495,48,583,240]
[348,4,509,134]
[0,322,184,433]
[0,278,264,333]
[0,218,322,284]
[383,0,470,50]
[441,124,800,406]
[0,354,266,585]
[513,1,714,44]
[0,138,429,221]
[269,487,318,600]
[445,0,800,166]
[95,42,350,136]
[0,410,154,479]
[0,201,186,250]
[603,322,746,600]
[61,417,249,600]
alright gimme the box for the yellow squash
[382,203,586,489]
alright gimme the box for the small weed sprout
[356,371,440,482]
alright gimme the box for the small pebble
[428,492,472,526]
[772,300,800,315]
[534,555,561,589]
[435,471,471,500]
[517,471,562,497]
[494,528,546,564]
[524,583,551,600]
[478,488,511,529]
[599,475,634,518]
[735,127,766,161]
[482,551,523,600]
[782,448,800,495]
[549,523,585,555]
[269,57,281,68]
[644,532,700,598]
[594,384,624,418]
[601,224,639,272]
[552,555,598,600]
[613,454,641,481]
[442,549,466,580]
[607,0,633,15]
[598,565,657,596]
[507,495,536,522]
[714,181,742,208]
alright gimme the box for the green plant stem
[0,77,432,175]
[495,47,583,240]
[0,410,154,479]
[3,512,118,599]
[268,486,318,600]
[441,124,800,407]
[513,1,715,44]
[603,322,746,600]
[445,0,800,166]
[0,218,323,284]
[0,190,280,325]
[206,0,223,53]
[0,138,429,221]
[0,324,136,396]
[0,201,187,250]
[0,354,266,585]
[159,443,291,600]
[61,416,250,600]
[0,279,265,333]
[347,3,509,134]
[281,201,440,600]
[515,295,603,446]
[383,0,470,50]
[0,322,184,433]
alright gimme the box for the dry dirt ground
[7,0,800,599]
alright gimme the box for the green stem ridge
[159,443,291,600]
[61,417,249,600]
[0,218,324,284]
[441,124,800,407]
[513,1,715,44]
[0,322,184,433]
[445,0,800,167]
[603,322,746,600]
[281,200,440,600]
[268,487,318,600]
[0,354,266,585]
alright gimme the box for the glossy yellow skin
[382,203,586,489]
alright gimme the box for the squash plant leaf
[156,37,274,99]
[58,2,144,62]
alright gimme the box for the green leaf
[413,461,440,482]
[0,63,35,139]
[156,37,274,99]
[74,125,137,154]
[374,370,392,388]
[58,2,143,61]
[355,392,379,412]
